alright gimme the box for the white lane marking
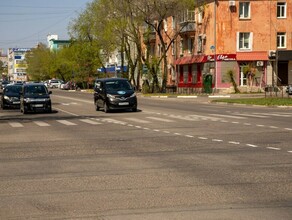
[34,121,50,127]
[143,127,150,130]
[253,113,291,117]
[267,147,281,151]
[174,133,181,135]
[198,137,208,140]
[228,141,240,145]
[8,122,23,128]
[163,131,170,134]
[233,113,268,118]
[146,117,174,122]
[209,114,246,119]
[61,103,70,106]
[135,126,142,128]
[284,128,292,131]
[244,123,252,126]
[186,135,194,138]
[246,144,258,148]
[256,124,265,127]
[54,107,79,116]
[124,118,150,123]
[57,120,77,126]
[212,139,223,142]
[232,121,239,124]
[269,126,278,129]
[79,119,101,125]
[153,129,160,132]
[288,151,292,153]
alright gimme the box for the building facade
[7,48,31,82]
[143,0,292,93]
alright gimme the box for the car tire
[104,102,109,113]
[95,101,100,111]
[132,107,137,112]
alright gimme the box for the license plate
[13,101,20,104]
[33,104,43,107]
[118,102,129,106]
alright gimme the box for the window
[172,42,175,55]
[192,64,198,84]
[277,32,286,48]
[183,65,188,83]
[172,16,176,29]
[239,2,250,19]
[188,38,194,54]
[180,39,183,55]
[238,32,252,50]
[277,2,286,18]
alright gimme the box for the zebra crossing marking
[8,122,23,128]
[34,121,50,127]
[56,120,77,126]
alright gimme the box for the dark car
[0,84,22,109]
[20,83,52,114]
[94,78,137,113]
[286,85,292,95]
[0,80,10,90]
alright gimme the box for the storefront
[175,54,237,93]
[277,50,292,85]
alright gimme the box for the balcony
[179,10,196,35]
[179,22,196,35]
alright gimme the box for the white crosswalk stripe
[56,120,77,126]
[34,121,50,127]
[124,118,150,123]
[79,119,102,125]
[8,122,23,128]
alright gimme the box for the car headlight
[4,95,10,100]
[107,94,116,101]
[24,98,33,103]
[130,93,136,98]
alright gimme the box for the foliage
[226,69,240,93]
[212,98,292,106]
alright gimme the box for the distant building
[0,52,8,80]
[47,34,70,51]
[7,48,31,82]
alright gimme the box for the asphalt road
[0,89,291,219]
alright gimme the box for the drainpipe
[214,0,217,93]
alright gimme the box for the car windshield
[105,80,132,91]
[25,85,47,94]
[4,85,22,94]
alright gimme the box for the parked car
[94,78,137,113]
[48,79,63,88]
[0,80,10,90]
[286,85,292,95]
[20,83,52,114]
[0,84,22,109]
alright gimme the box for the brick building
[144,0,292,93]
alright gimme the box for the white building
[7,48,31,82]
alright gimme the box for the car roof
[23,83,46,87]
[96,78,128,82]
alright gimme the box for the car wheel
[22,107,28,114]
[132,107,137,112]
[104,102,109,113]
[95,101,100,111]
[47,107,52,113]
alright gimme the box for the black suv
[94,78,137,113]
[20,83,52,114]
[0,84,22,109]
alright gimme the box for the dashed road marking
[146,117,174,122]
[267,147,281,151]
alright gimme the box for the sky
[0,0,93,54]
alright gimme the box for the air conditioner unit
[229,1,236,6]
[268,50,276,58]
[256,61,264,67]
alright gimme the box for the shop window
[277,2,286,18]
[188,38,194,54]
[192,64,198,84]
[183,65,188,83]
[277,32,286,48]
[239,2,250,19]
